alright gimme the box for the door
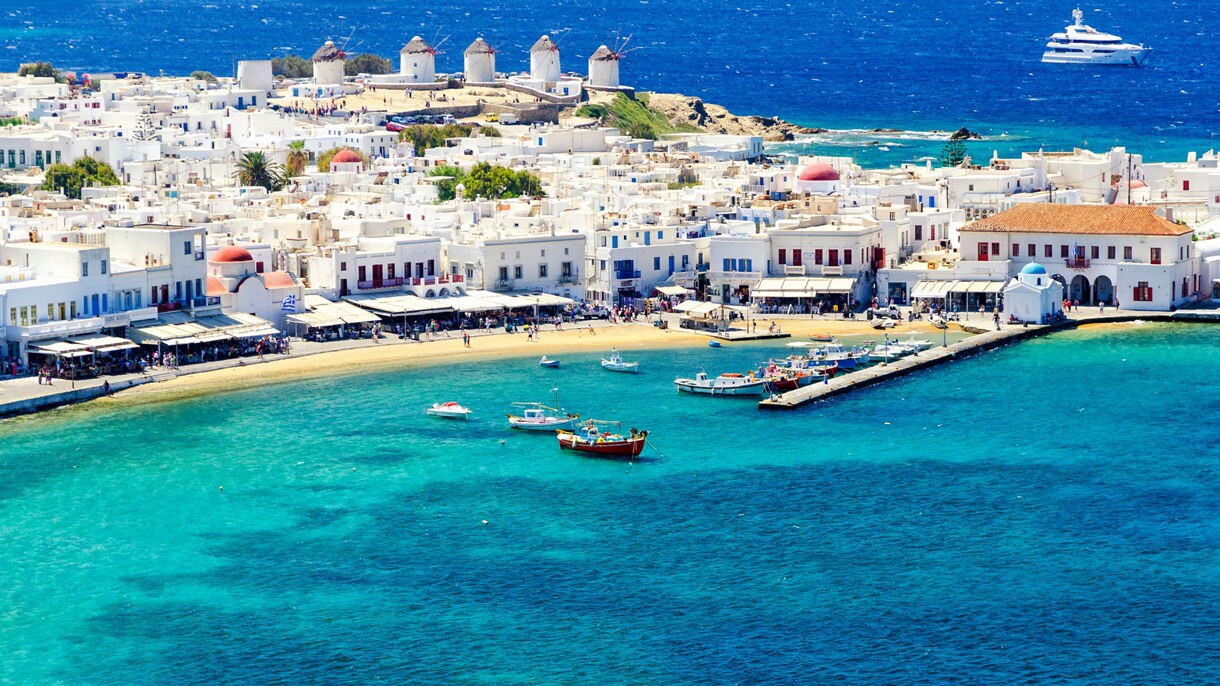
[977,243,989,261]
[792,250,803,267]
[829,250,839,267]
[668,256,675,274]
[372,264,383,287]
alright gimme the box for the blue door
[668,256,675,273]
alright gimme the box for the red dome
[331,149,362,165]
[1130,179,1147,189]
[210,245,254,263]
[798,162,840,182]
[262,271,297,289]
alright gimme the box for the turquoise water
[2,323,1220,683]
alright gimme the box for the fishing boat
[810,333,835,343]
[674,371,767,396]
[557,420,648,459]
[539,356,560,368]
[600,349,639,373]
[507,388,579,431]
[762,369,821,393]
[427,401,473,420]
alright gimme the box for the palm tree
[285,140,307,178]
[233,151,284,191]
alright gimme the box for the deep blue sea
[2,322,1220,683]
[3,0,1219,165]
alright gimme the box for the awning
[912,280,1006,298]
[654,285,691,297]
[750,276,857,299]
[911,280,956,299]
[343,293,452,316]
[33,340,94,357]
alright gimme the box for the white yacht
[1042,8,1149,66]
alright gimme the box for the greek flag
[281,294,297,312]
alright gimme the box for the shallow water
[2,323,1219,683]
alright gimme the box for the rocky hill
[643,93,824,142]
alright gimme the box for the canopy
[128,312,278,345]
[676,301,748,320]
[751,276,857,299]
[343,293,452,316]
[67,334,140,353]
[32,340,93,358]
[654,285,691,297]
[911,280,1006,299]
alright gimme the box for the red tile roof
[961,204,1191,237]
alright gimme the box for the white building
[237,60,274,96]
[1002,262,1063,324]
[958,204,1198,310]
[463,38,496,84]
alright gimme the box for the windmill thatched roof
[590,45,617,61]
[401,36,432,54]
[312,41,344,62]
[530,35,559,53]
[465,37,495,55]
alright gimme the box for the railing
[358,278,404,290]
[1065,257,1090,269]
[695,263,711,272]
[156,302,182,313]
[783,264,807,276]
[557,271,579,284]
[12,317,103,339]
[407,274,463,286]
[496,280,514,290]
[614,270,641,280]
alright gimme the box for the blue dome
[1021,263,1047,275]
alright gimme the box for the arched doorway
[1070,275,1091,304]
[1051,274,1067,301]
[1094,275,1114,305]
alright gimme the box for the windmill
[464,37,498,84]
[529,29,569,82]
[400,33,444,83]
[589,32,641,88]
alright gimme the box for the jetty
[760,306,1220,410]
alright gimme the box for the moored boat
[539,356,560,368]
[507,388,578,431]
[674,371,767,396]
[557,420,648,459]
[601,349,639,373]
[427,401,473,420]
[707,339,722,348]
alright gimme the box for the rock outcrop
[644,93,823,142]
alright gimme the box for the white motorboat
[674,371,767,396]
[1042,8,1149,66]
[601,349,639,373]
[507,389,579,431]
[427,401,473,420]
[900,332,935,351]
[871,342,913,360]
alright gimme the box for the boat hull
[539,360,560,368]
[557,433,646,458]
[1042,47,1149,66]
[601,361,639,373]
[509,416,579,431]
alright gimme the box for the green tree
[40,157,120,199]
[285,140,308,178]
[189,70,218,83]
[345,53,393,76]
[233,151,284,191]
[18,61,61,81]
[429,162,543,202]
[315,147,367,173]
[398,123,499,155]
[271,55,313,78]
[941,140,967,167]
[429,165,465,201]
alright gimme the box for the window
[387,264,395,279]
[81,261,88,277]
[658,231,663,240]
[1107,246,1116,260]
[723,258,731,271]
[1091,246,1100,259]
[844,249,853,265]
[1044,245,1053,258]
[792,250,802,267]
[427,259,435,276]
[978,243,990,261]
[539,264,548,278]
[498,266,509,282]
[183,240,191,255]
[340,261,347,271]
[1133,281,1153,302]
[1150,247,1161,265]
[778,248,787,265]
[540,249,546,257]
[1012,243,1019,257]
[681,255,689,269]
[1060,245,1069,258]
[991,243,1000,256]
[915,226,923,241]
[1183,180,1190,191]
[101,259,108,274]
[513,265,523,280]
[814,249,823,265]
[1124,246,1132,260]
[654,257,661,270]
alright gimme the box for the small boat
[674,371,767,396]
[507,388,579,431]
[929,315,948,330]
[539,356,560,368]
[900,332,935,351]
[601,349,639,373]
[707,339,722,348]
[427,401,473,420]
[810,334,835,343]
[872,319,896,330]
[762,369,822,393]
[557,420,648,459]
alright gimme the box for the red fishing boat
[557,420,648,459]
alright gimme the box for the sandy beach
[110,316,954,408]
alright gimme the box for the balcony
[557,270,579,284]
[1065,257,1090,269]
[614,270,641,280]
